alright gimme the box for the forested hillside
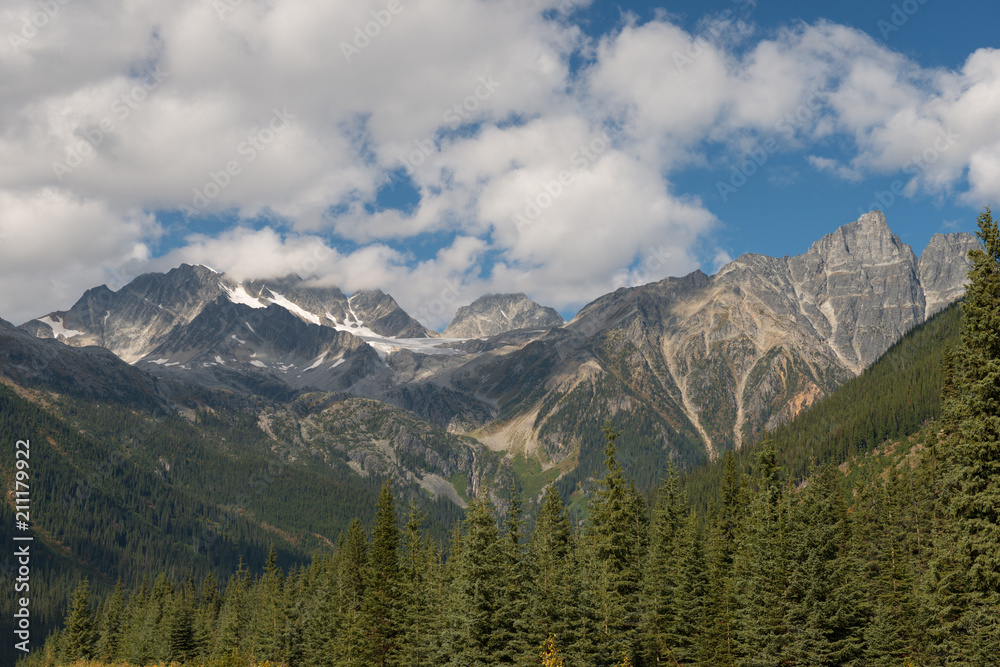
[685,296,963,510]
[10,210,1000,666]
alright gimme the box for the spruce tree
[60,579,97,662]
[640,466,683,665]
[363,481,403,666]
[586,421,648,664]
[783,464,866,666]
[333,518,369,664]
[456,494,504,666]
[97,580,126,662]
[497,489,531,665]
[214,561,250,660]
[167,577,197,663]
[400,502,434,667]
[250,545,286,662]
[733,444,790,667]
[934,205,1000,660]
[528,486,576,657]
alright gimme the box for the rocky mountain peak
[918,232,979,318]
[443,293,564,338]
[807,209,913,265]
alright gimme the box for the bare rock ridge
[442,293,565,338]
[919,232,980,318]
[17,211,978,465]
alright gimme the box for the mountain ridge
[16,211,978,469]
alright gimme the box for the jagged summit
[17,211,979,463]
[443,293,564,338]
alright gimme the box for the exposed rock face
[0,317,171,409]
[19,212,978,466]
[388,212,978,464]
[345,289,432,338]
[260,394,513,511]
[20,266,435,364]
[781,210,925,373]
[443,293,564,338]
[918,233,979,318]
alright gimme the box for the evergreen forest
[10,208,1000,666]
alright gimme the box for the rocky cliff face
[20,211,978,468]
[918,232,978,318]
[387,212,978,464]
[21,266,436,363]
[443,293,565,338]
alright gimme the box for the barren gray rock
[443,293,564,338]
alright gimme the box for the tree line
[20,208,1000,666]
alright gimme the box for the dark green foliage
[586,422,648,664]
[363,482,402,666]
[930,206,1000,661]
[21,209,1000,667]
[59,579,96,662]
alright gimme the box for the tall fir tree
[456,494,504,666]
[933,205,1000,660]
[733,444,791,667]
[363,481,403,667]
[586,421,648,665]
[96,580,125,662]
[528,486,577,659]
[640,465,683,665]
[784,464,866,666]
[60,579,96,662]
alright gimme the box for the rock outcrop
[443,293,564,338]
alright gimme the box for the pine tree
[733,444,791,667]
[586,421,647,664]
[456,494,504,666]
[122,576,152,665]
[640,465,683,665]
[496,489,531,664]
[667,509,711,665]
[214,561,250,660]
[853,468,915,666]
[706,454,744,666]
[400,502,434,667]
[332,518,369,664]
[783,464,866,666]
[931,205,1000,661]
[60,579,97,662]
[167,577,197,663]
[96,580,125,662]
[196,570,221,660]
[250,545,286,662]
[363,481,403,666]
[528,486,576,658]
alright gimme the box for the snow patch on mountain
[37,315,83,339]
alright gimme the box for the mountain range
[14,210,978,499]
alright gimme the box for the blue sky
[1,0,998,327]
